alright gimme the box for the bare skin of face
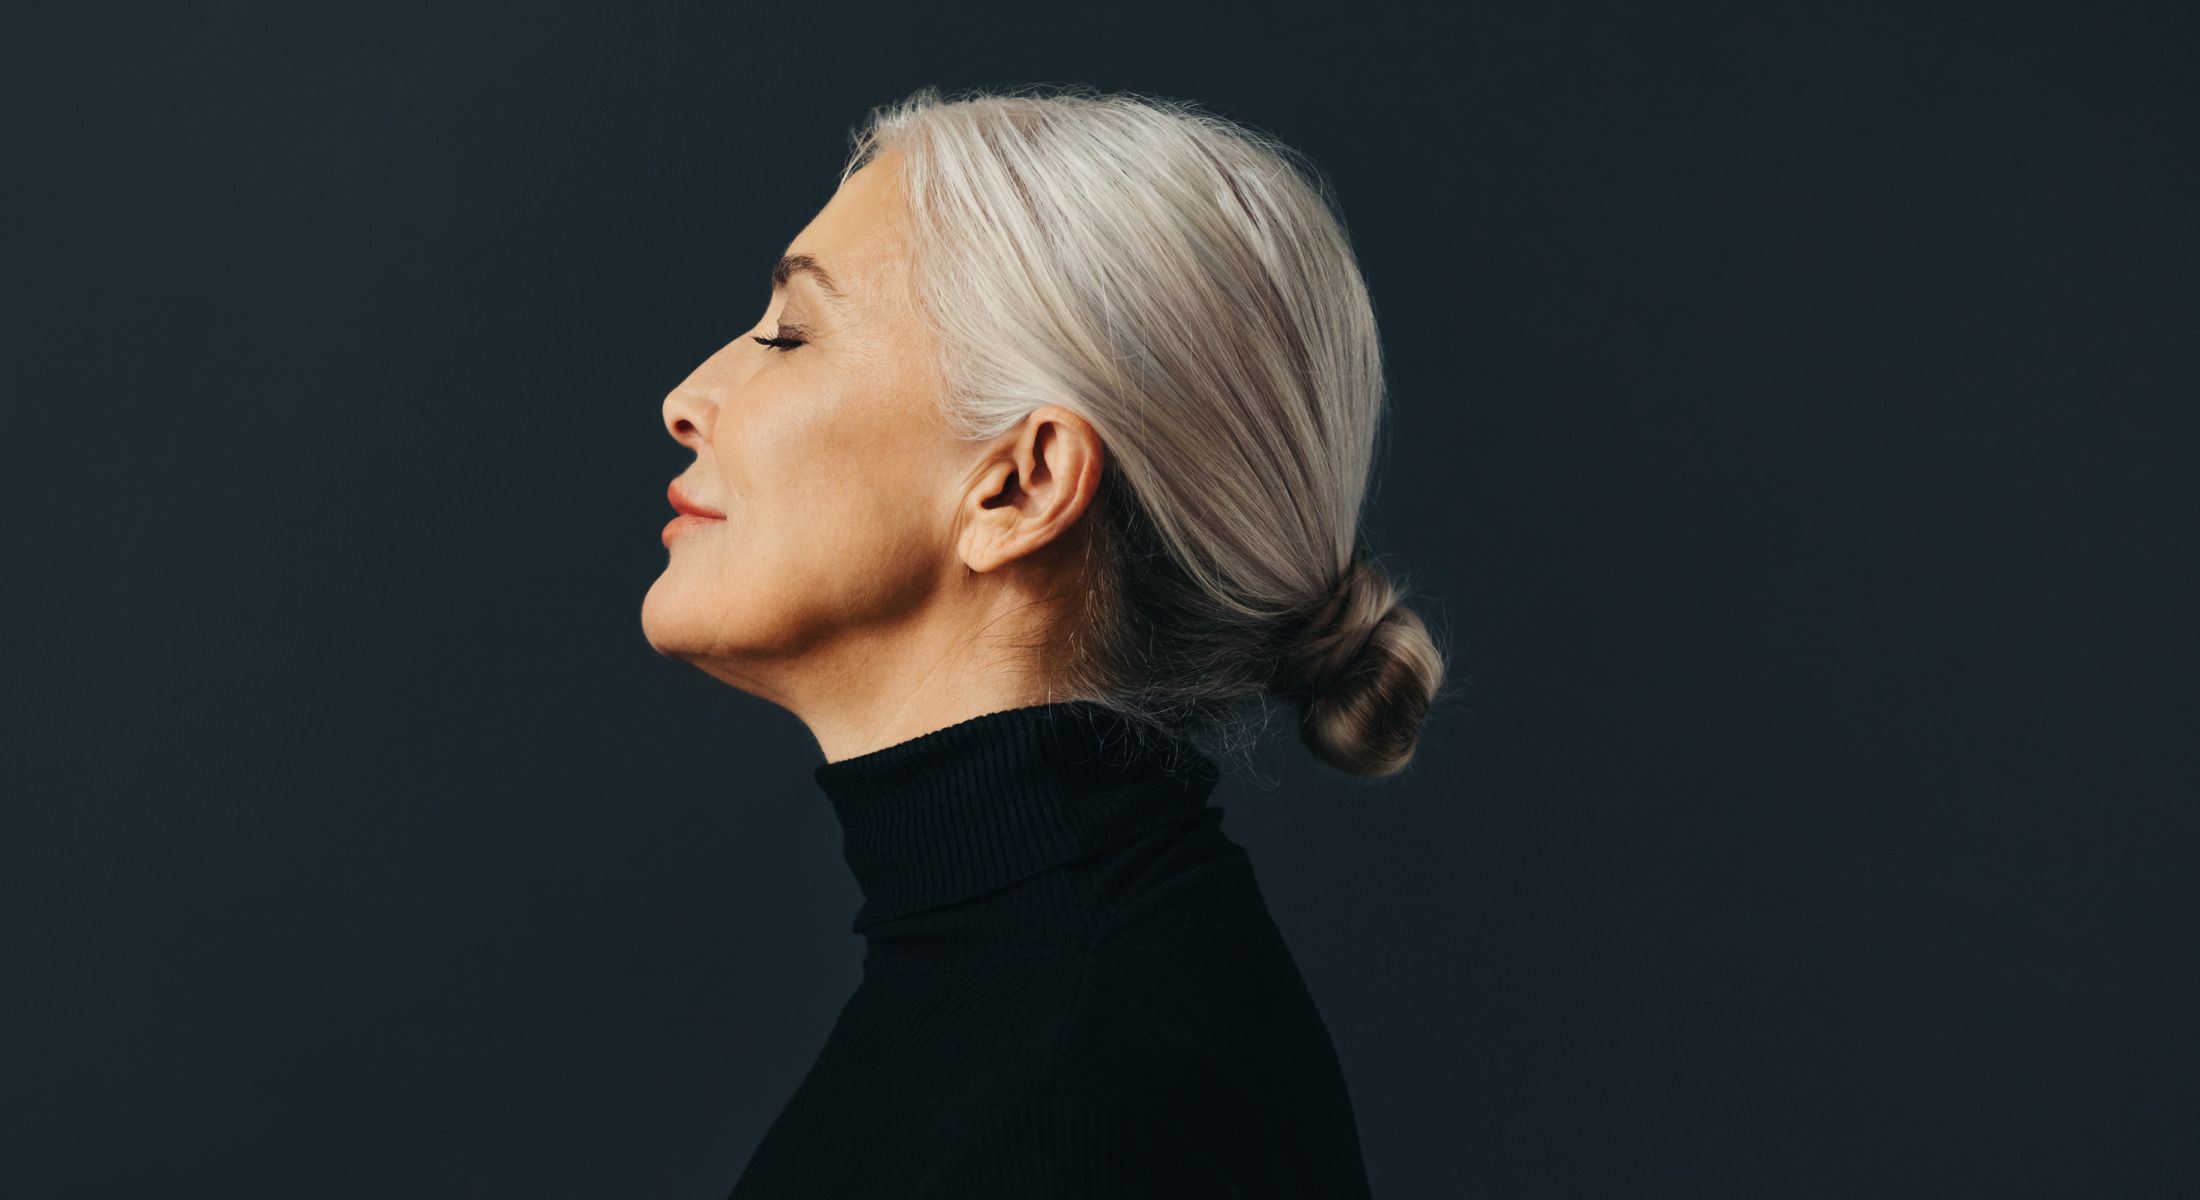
[643,148,1109,764]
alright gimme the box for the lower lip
[662,514,724,546]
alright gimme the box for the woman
[644,83,1450,1198]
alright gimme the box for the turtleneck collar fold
[812,700,1221,935]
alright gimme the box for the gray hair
[840,83,1453,779]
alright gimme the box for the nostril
[662,388,711,442]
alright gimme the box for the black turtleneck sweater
[725,700,1373,1198]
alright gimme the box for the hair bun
[1277,549,1447,778]
[1281,550,1388,699]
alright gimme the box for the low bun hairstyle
[1272,547,1448,779]
[842,84,1454,779]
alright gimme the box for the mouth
[662,512,721,546]
[663,479,726,547]
[666,480,727,520]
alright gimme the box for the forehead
[776,154,910,310]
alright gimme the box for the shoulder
[905,843,1365,1196]
[1072,829,1325,1067]
[912,1074,1242,1198]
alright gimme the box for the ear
[957,404,1106,574]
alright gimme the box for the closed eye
[752,332,806,352]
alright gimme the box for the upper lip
[667,480,726,519]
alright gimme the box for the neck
[806,685,1064,765]
[810,699,1222,958]
[779,571,1083,763]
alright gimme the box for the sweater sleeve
[913,1081,1241,1198]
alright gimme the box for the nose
[662,385,712,449]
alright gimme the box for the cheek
[806,414,946,566]
[715,382,949,596]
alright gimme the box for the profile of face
[642,149,1105,759]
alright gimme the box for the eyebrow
[772,253,849,308]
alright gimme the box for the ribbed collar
[813,700,1221,936]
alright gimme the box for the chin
[639,577,708,656]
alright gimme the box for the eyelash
[751,332,806,352]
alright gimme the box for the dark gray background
[8,2,2193,1196]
